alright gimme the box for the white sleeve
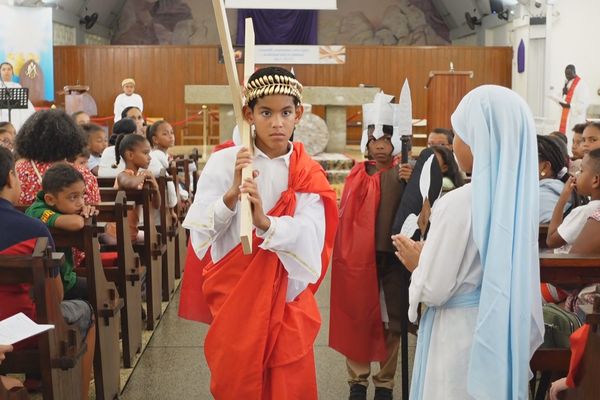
[138,94,144,112]
[256,192,325,285]
[183,149,237,259]
[408,190,472,322]
[114,95,122,122]
[557,206,588,244]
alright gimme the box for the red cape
[566,323,590,388]
[180,143,338,399]
[329,161,387,362]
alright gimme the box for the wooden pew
[156,170,176,301]
[0,384,30,400]
[169,164,189,279]
[564,298,600,399]
[95,192,144,368]
[530,253,600,400]
[100,184,165,330]
[50,221,123,400]
[0,238,85,400]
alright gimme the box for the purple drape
[236,9,317,45]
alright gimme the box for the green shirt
[25,191,77,292]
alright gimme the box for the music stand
[0,87,29,123]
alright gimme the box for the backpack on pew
[541,303,583,348]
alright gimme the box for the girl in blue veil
[393,85,544,399]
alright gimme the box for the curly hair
[15,109,85,162]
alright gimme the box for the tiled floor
[121,274,416,400]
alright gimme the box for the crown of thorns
[244,75,303,105]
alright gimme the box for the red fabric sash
[559,76,581,133]
[566,323,590,388]
[329,162,387,362]
[181,143,338,399]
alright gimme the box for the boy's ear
[242,105,254,125]
[592,173,600,189]
[44,192,57,207]
[294,104,304,123]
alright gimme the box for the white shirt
[88,154,102,172]
[98,145,162,179]
[0,81,36,133]
[556,200,600,253]
[113,92,143,123]
[183,143,326,302]
[148,149,178,208]
[409,184,482,400]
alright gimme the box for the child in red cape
[179,66,338,400]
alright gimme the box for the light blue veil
[451,85,544,399]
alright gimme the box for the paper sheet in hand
[0,312,54,345]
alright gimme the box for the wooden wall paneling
[53,45,512,145]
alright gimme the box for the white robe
[182,143,326,302]
[0,81,36,133]
[113,92,143,123]
[97,145,163,179]
[408,184,483,400]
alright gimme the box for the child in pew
[0,148,95,399]
[538,135,571,225]
[569,123,587,175]
[69,147,90,171]
[25,163,98,301]
[581,121,600,156]
[0,123,15,152]
[430,145,464,192]
[146,120,181,222]
[71,111,90,126]
[80,123,108,176]
[107,134,160,244]
[546,148,600,254]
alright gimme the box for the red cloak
[180,143,337,399]
[329,161,387,362]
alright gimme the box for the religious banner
[0,6,54,102]
[225,0,336,10]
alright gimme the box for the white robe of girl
[408,183,482,400]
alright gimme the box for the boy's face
[75,113,90,125]
[153,123,175,150]
[123,83,135,95]
[572,132,584,159]
[0,131,15,152]
[126,108,145,135]
[125,141,152,170]
[575,155,599,196]
[44,181,86,215]
[581,125,600,155]
[243,95,302,157]
[88,130,108,156]
[367,132,394,165]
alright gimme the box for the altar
[184,85,380,153]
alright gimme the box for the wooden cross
[212,0,255,254]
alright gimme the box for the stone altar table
[184,85,380,153]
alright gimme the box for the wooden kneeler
[0,238,85,400]
[169,163,189,280]
[96,192,144,368]
[51,222,123,400]
[157,170,176,301]
[100,184,166,330]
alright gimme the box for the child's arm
[53,205,98,231]
[546,176,575,248]
[117,170,146,190]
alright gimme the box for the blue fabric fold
[410,288,481,400]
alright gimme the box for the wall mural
[112,0,448,46]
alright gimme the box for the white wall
[452,0,599,126]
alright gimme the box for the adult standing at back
[113,78,144,123]
[554,65,589,154]
[0,62,36,133]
